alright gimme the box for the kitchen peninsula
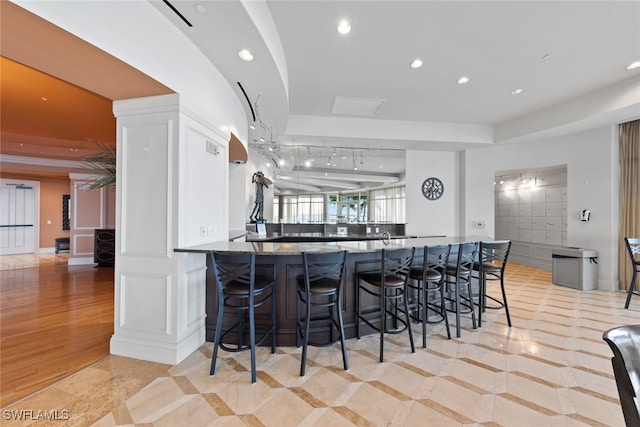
[176,235,490,346]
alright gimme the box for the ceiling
[2,1,639,191]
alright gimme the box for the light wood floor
[0,259,114,407]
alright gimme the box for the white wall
[464,125,619,290]
[405,150,459,237]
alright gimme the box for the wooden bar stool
[296,250,349,376]
[209,251,276,383]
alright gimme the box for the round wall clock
[422,177,444,200]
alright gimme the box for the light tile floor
[3,263,639,426]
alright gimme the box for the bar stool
[296,250,349,376]
[444,242,478,338]
[209,251,276,383]
[624,238,640,309]
[475,240,512,327]
[408,245,451,347]
[356,247,415,362]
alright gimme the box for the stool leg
[625,269,637,309]
[271,285,276,354]
[500,276,512,327]
[440,283,451,340]
[356,278,362,339]
[249,295,257,384]
[403,287,415,354]
[210,298,224,376]
[300,294,312,377]
[296,290,302,348]
[422,281,427,348]
[379,285,385,362]
[466,276,477,330]
[337,296,349,371]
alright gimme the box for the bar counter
[175,235,490,346]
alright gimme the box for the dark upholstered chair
[624,238,640,309]
[209,251,276,383]
[475,240,512,328]
[297,250,349,376]
[602,325,640,426]
[356,247,415,362]
[408,245,451,347]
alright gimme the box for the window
[369,186,405,223]
[328,192,367,223]
[276,194,324,223]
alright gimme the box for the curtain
[370,186,406,223]
[619,119,640,290]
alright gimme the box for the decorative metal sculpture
[250,171,272,223]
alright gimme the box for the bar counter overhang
[175,235,491,346]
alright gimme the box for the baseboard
[38,247,55,254]
[68,257,96,266]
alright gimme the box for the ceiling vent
[331,96,385,117]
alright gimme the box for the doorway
[0,178,39,255]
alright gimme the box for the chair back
[381,247,415,285]
[480,240,511,275]
[454,242,478,280]
[211,251,255,293]
[625,238,640,269]
[301,250,347,291]
[423,244,450,278]
[603,325,640,426]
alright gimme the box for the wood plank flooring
[0,261,114,407]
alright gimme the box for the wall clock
[422,177,444,200]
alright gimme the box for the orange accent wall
[0,172,71,249]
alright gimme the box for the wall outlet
[375,227,380,233]
[200,226,207,237]
[366,227,371,233]
[472,220,486,229]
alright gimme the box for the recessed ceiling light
[457,76,470,85]
[41,97,48,101]
[238,49,254,62]
[249,124,255,130]
[410,59,423,69]
[510,88,524,95]
[542,54,552,60]
[337,20,351,34]
[195,4,206,13]
[627,61,640,70]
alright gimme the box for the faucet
[381,230,391,245]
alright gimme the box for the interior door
[0,179,36,255]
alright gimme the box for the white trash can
[552,247,598,290]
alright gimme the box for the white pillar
[110,94,228,364]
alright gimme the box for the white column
[110,94,229,364]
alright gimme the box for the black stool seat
[297,251,348,376]
[210,251,276,384]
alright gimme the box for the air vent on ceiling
[331,96,385,117]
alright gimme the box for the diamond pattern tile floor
[3,263,637,426]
